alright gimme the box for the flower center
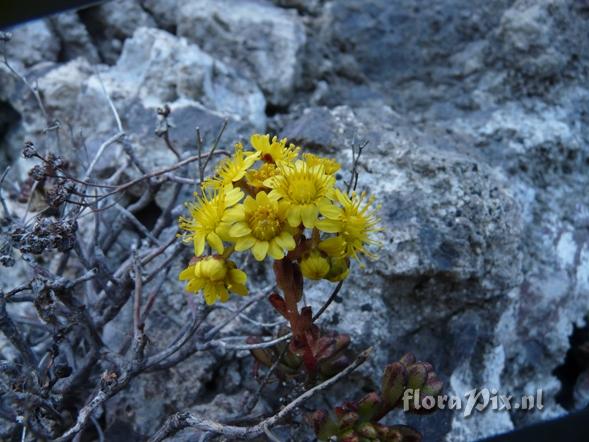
[342,215,366,238]
[247,163,277,187]
[247,205,283,241]
[288,178,318,204]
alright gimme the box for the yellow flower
[303,153,341,175]
[300,250,330,280]
[179,256,248,304]
[318,235,346,257]
[203,143,259,189]
[225,191,296,261]
[245,162,279,191]
[264,160,335,229]
[250,134,300,164]
[179,187,244,256]
[316,189,381,260]
[324,256,350,282]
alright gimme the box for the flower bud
[300,250,330,280]
[338,411,359,430]
[381,362,407,407]
[340,429,360,442]
[319,354,350,378]
[356,392,383,421]
[357,422,378,439]
[325,256,350,282]
[422,371,443,396]
[407,363,427,390]
[309,410,338,440]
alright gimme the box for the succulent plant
[248,328,352,382]
[309,352,443,441]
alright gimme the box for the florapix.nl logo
[402,388,544,417]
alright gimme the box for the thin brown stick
[132,250,146,363]
[312,280,344,322]
[83,132,125,181]
[200,119,228,178]
[0,292,38,369]
[95,150,226,202]
[243,344,288,414]
[94,67,123,133]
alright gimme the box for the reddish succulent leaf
[268,293,289,319]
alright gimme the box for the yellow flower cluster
[179,134,381,304]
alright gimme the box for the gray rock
[37,58,94,127]
[1,58,93,179]
[491,0,585,83]
[142,0,179,31]
[291,10,589,438]
[83,27,265,128]
[74,27,265,180]
[177,0,306,106]
[0,101,20,167]
[0,21,59,119]
[270,0,322,14]
[312,0,511,113]
[49,11,100,64]
[3,27,266,185]
[449,88,589,430]
[78,0,157,64]
[2,20,59,68]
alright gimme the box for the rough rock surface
[78,0,158,64]
[75,26,265,177]
[0,0,587,441]
[1,26,266,185]
[49,11,101,64]
[177,0,306,106]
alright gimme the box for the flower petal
[203,284,217,305]
[257,191,270,205]
[268,240,285,260]
[229,222,252,238]
[243,195,256,212]
[318,236,346,257]
[301,205,319,229]
[335,189,351,207]
[229,268,247,285]
[235,236,256,251]
[251,133,270,151]
[207,231,224,253]
[252,240,269,261]
[194,234,206,256]
[218,287,230,302]
[179,265,195,281]
[318,201,343,219]
[216,222,232,241]
[223,205,245,222]
[287,206,302,227]
[225,188,244,207]
[186,279,203,292]
[230,283,248,296]
[316,219,341,234]
[275,231,296,250]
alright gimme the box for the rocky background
[0,0,588,441]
